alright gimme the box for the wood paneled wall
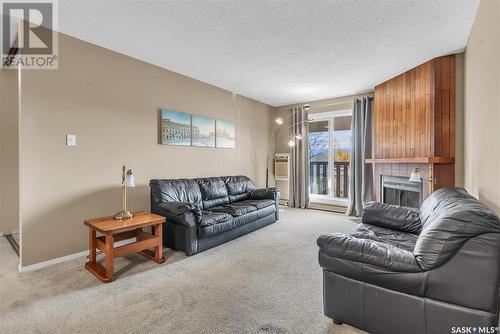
[374,55,456,160]
[432,56,456,158]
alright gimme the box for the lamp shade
[409,168,421,182]
[124,173,135,187]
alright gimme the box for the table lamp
[409,168,421,182]
[114,165,136,220]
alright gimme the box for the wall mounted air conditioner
[274,153,290,181]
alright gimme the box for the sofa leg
[332,319,343,325]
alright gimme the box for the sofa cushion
[362,201,421,234]
[222,175,256,203]
[195,177,229,209]
[234,199,276,210]
[208,203,257,217]
[150,179,203,214]
[230,204,276,227]
[158,201,197,215]
[414,187,500,270]
[352,223,418,252]
[199,204,275,238]
[318,233,422,272]
[198,210,232,227]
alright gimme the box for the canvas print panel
[192,115,215,147]
[216,119,236,148]
[160,109,191,146]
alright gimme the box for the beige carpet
[0,207,365,334]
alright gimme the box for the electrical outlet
[66,134,76,146]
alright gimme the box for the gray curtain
[347,97,374,216]
[289,107,310,209]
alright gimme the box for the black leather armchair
[150,176,279,255]
[317,187,500,334]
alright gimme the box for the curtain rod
[290,96,373,109]
[283,94,374,110]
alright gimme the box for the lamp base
[113,210,133,220]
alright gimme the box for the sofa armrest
[154,204,198,228]
[317,233,422,272]
[152,206,199,256]
[250,187,280,220]
[362,201,421,234]
[250,187,279,201]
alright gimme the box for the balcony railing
[309,161,350,199]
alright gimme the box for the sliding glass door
[308,111,352,203]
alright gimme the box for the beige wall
[19,33,274,266]
[464,0,500,215]
[273,93,373,200]
[0,67,20,235]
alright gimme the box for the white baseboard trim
[19,249,88,273]
[309,202,347,213]
[18,238,136,273]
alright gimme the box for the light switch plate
[66,134,76,146]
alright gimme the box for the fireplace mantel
[366,157,454,164]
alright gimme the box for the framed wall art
[159,109,191,146]
[216,119,236,148]
[191,115,216,147]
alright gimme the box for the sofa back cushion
[414,187,500,270]
[222,175,256,202]
[150,179,203,211]
[195,177,230,209]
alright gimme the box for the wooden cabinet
[369,55,456,190]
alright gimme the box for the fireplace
[380,175,423,209]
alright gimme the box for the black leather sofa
[317,187,500,334]
[150,175,279,255]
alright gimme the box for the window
[308,110,352,203]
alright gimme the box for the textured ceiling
[58,0,479,106]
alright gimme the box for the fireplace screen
[381,175,423,209]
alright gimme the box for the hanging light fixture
[265,108,308,187]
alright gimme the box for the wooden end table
[84,211,166,283]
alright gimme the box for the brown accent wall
[18,33,274,266]
[373,55,456,160]
[371,54,458,197]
